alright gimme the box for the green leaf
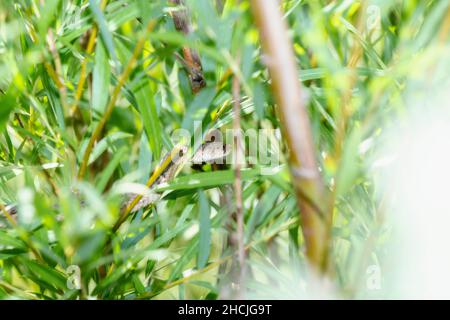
[132,274,146,294]
[137,0,165,25]
[155,168,260,192]
[0,231,27,252]
[40,66,65,130]
[136,82,162,159]
[25,260,67,291]
[242,44,255,80]
[168,239,198,283]
[37,0,60,38]
[89,0,119,70]
[88,131,132,165]
[335,127,363,197]
[138,132,153,184]
[92,41,111,116]
[245,185,282,240]
[182,87,216,130]
[95,146,128,192]
[197,190,211,269]
[73,232,107,265]
[253,82,266,119]
[0,90,15,132]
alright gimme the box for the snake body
[1,142,229,225]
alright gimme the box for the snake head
[172,145,189,165]
[191,142,230,165]
[189,69,206,93]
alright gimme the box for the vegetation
[0,0,449,299]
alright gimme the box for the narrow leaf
[197,190,211,269]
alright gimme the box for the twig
[70,0,108,117]
[334,4,366,163]
[438,4,450,43]
[249,0,329,271]
[326,5,366,275]
[78,19,156,179]
[232,65,246,297]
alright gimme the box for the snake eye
[179,149,185,157]
[206,129,222,143]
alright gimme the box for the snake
[0,142,230,226]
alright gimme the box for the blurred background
[0,0,449,299]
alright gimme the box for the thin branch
[232,66,246,297]
[249,0,329,271]
[70,0,108,117]
[78,20,156,179]
[334,4,366,162]
[438,4,450,43]
[327,5,366,275]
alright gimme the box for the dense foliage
[0,0,449,299]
